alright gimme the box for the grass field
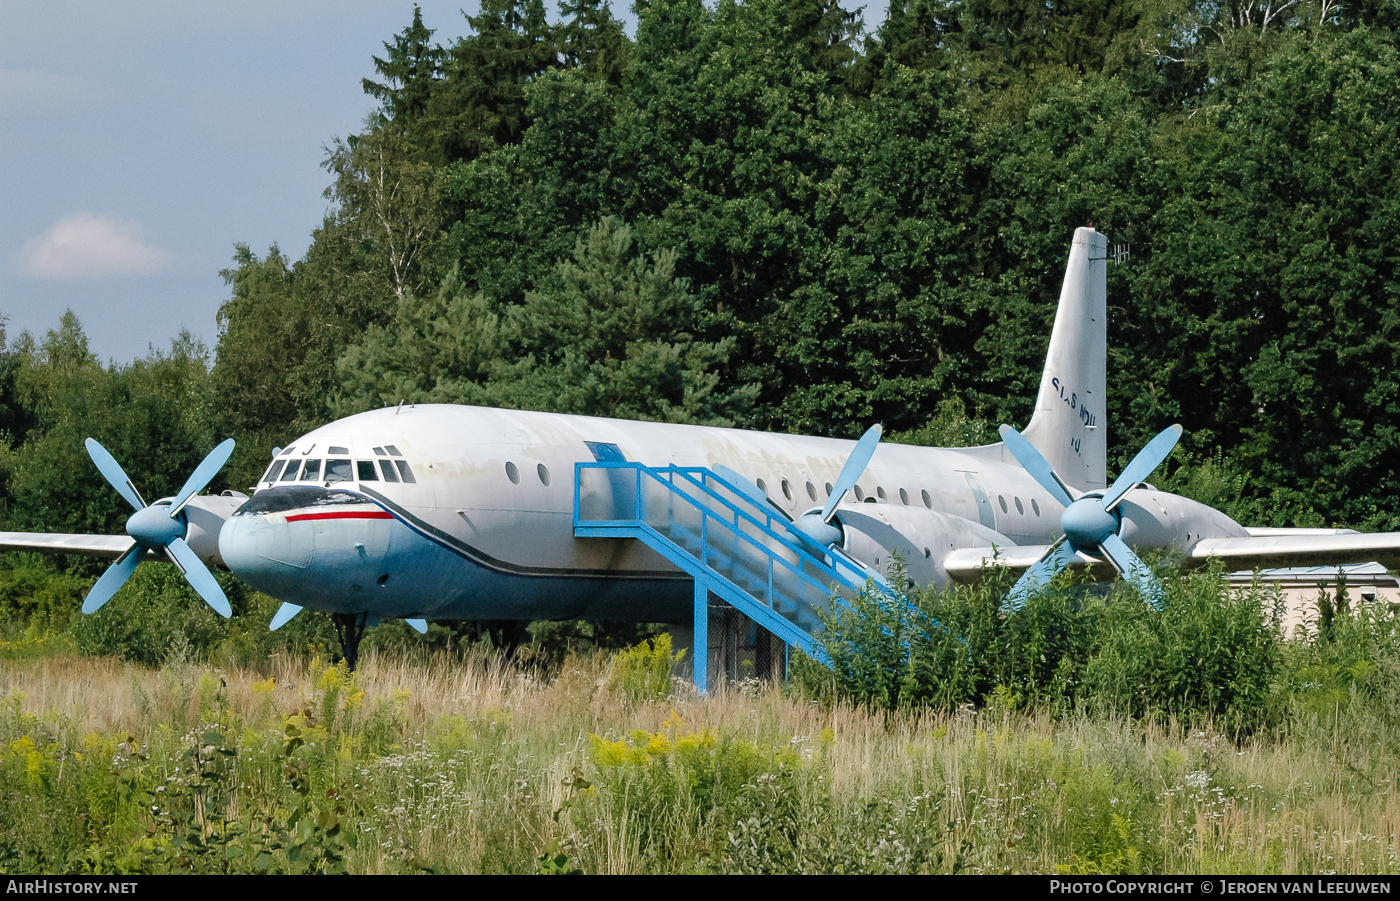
[0,631,1396,875]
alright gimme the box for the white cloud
[17,212,173,280]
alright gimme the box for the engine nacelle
[181,493,248,569]
[836,504,1007,588]
[1115,489,1249,554]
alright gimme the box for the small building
[1226,562,1400,637]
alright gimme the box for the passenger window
[326,459,353,482]
[379,460,400,482]
[899,488,909,505]
[280,461,301,481]
[262,461,284,483]
[299,459,322,481]
[357,461,378,481]
[921,489,932,509]
[396,460,417,483]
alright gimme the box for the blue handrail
[574,461,916,691]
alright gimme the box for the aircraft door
[577,442,636,522]
[964,473,997,532]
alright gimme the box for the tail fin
[1021,227,1107,491]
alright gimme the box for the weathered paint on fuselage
[218,404,1072,622]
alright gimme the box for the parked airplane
[4,228,1399,667]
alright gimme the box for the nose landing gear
[333,612,370,672]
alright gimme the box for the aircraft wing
[0,532,139,560]
[943,545,1116,583]
[1191,532,1400,571]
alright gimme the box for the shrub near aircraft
[4,228,1399,668]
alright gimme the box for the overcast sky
[2,0,886,366]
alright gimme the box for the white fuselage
[214,404,1246,624]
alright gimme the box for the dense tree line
[4,0,1399,547]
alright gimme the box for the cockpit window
[357,461,379,481]
[325,459,353,482]
[329,446,349,454]
[385,446,402,456]
[299,459,322,481]
[373,447,386,456]
[378,460,400,482]
[262,461,285,483]
[395,460,416,483]
[280,461,301,481]
[280,446,295,457]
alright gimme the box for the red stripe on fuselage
[285,511,394,522]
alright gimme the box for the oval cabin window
[505,462,520,484]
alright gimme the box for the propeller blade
[169,438,236,518]
[1001,539,1076,613]
[712,465,794,522]
[1102,425,1183,511]
[84,439,145,512]
[820,424,883,522]
[998,425,1075,508]
[269,603,303,631]
[1099,533,1167,611]
[405,618,428,634]
[165,537,233,617]
[82,545,142,614]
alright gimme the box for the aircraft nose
[219,504,313,598]
[219,485,408,611]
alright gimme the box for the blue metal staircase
[573,462,900,692]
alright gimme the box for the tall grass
[1,554,1398,873]
[0,619,1398,874]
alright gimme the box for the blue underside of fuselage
[219,489,691,623]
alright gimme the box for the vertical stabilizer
[1021,228,1107,491]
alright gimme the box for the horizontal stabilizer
[1192,532,1400,571]
[0,532,142,560]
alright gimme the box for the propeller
[81,438,236,617]
[999,423,1183,612]
[793,424,883,551]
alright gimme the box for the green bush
[803,562,1285,731]
[1079,571,1284,731]
[610,634,685,704]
